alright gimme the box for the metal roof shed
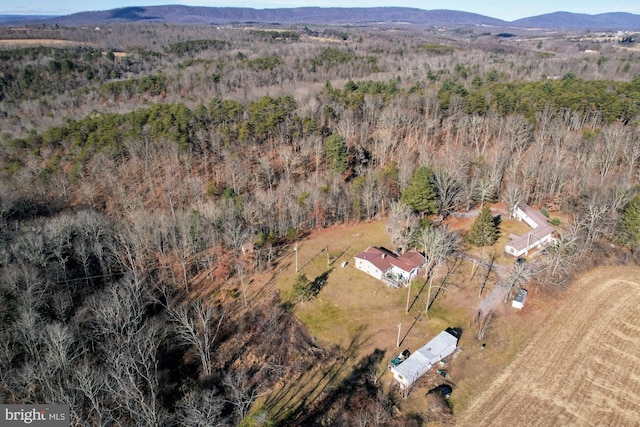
[512,288,528,309]
[390,329,458,391]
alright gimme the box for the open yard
[459,266,640,426]
[256,216,553,420]
[252,216,640,425]
[254,213,640,424]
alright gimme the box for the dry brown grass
[257,213,636,424]
[0,39,90,48]
[0,39,127,57]
[260,218,547,421]
[458,266,640,426]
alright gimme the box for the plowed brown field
[459,266,640,426]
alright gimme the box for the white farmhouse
[389,329,459,391]
[354,246,425,287]
[505,204,556,257]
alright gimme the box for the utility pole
[294,244,298,272]
[405,283,411,314]
[396,322,401,347]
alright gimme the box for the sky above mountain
[3,0,640,22]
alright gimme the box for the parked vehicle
[389,349,411,367]
[427,384,453,398]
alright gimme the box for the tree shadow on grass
[263,325,370,423]
[408,278,429,313]
[427,256,464,311]
[309,268,333,298]
[329,245,351,266]
[399,312,422,347]
[284,346,387,427]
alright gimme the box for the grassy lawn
[271,221,469,357]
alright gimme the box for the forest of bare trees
[1,20,640,425]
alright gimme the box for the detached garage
[389,328,459,391]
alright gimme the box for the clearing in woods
[256,218,640,423]
[259,218,545,420]
[0,39,90,47]
[459,266,640,426]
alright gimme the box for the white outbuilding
[512,288,528,309]
[389,328,459,391]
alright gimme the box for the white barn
[389,329,459,391]
[505,204,556,257]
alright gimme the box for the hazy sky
[3,0,640,22]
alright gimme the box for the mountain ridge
[2,5,640,30]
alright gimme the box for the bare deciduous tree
[432,168,463,217]
[502,180,527,218]
[417,226,460,312]
[73,360,109,426]
[177,388,228,427]
[223,370,259,422]
[473,175,497,208]
[475,309,495,340]
[171,300,225,378]
[386,201,415,250]
[43,323,74,374]
[503,260,532,303]
[105,319,167,427]
[538,229,579,286]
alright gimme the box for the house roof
[395,251,427,271]
[514,288,528,303]
[507,204,555,252]
[506,224,555,252]
[517,204,549,229]
[354,246,425,274]
[391,329,458,386]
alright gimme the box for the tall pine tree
[617,194,640,250]
[324,132,348,173]
[468,205,499,246]
[401,166,438,215]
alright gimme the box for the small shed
[512,288,528,309]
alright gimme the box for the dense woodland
[1,22,640,425]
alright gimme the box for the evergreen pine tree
[401,166,438,215]
[468,205,499,246]
[617,194,640,250]
[293,273,312,302]
[324,132,348,173]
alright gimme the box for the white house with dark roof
[505,204,556,257]
[354,246,426,287]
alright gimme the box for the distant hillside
[511,11,640,30]
[0,14,58,23]
[2,6,640,30]
[12,6,508,27]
